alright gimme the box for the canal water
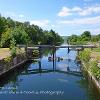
[0,46,100,100]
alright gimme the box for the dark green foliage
[11,27,29,44]
[81,31,91,41]
[67,31,100,45]
[67,34,86,45]
[6,17,15,28]
[0,15,6,38]
[0,15,63,47]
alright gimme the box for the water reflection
[0,47,100,100]
[21,59,82,77]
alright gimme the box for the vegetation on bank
[78,48,100,80]
[67,31,100,45]
[67,31,100,80]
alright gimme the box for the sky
[0,0,100,36]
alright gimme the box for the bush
[33,50,39,57]
[10,38,17,57]
[90,61,100,80]
[4,56,12,63]
[79,49,91,62]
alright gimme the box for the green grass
[92,47,100,52]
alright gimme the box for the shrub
[33,50,39,57]
[4,56,12,63]
[10,38,17,58]
[90,61,100,80]
[79,49,91,62]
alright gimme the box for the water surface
[0,47,100,100]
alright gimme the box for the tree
[67,31,93,45]
[81,31,91,41]
[67,35,78,44]
[0,15,6,38]
[6,17,15,28]
[98,34,100,41]
[0,28,12,47]
[11,27,30,44]
[0,14,63,47]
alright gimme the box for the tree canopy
[0,15,63,47]
[67,31,100,45]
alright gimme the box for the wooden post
[25,45,27,58]
[54,47,56,70]
[39,47,42,58]
[38,49,42,75]
[52,47,55,70]
[39,60,42,73]
[77,50,79,55]
[52,46,56,71]
[68,47,70,53]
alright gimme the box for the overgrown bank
[77,48,100,91]
[67,30,100,89]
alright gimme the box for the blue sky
[0,0,100,36]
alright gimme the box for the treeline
[67,31,100,45]
[0,15,63,47]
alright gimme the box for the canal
[0,46,100,100]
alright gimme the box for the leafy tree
[6,17,15,28]
[81,31,91,41]
[66,31,99,45]
[0,15,6,38]
[0,15,63,47]
[11,27,29,44]
[23,21,30,28]
[0,28,12,47]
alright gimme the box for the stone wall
[0,53,27,76]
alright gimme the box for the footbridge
[27,44,96,49]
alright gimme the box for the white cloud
[79,6,100,16]
[30,20,50,27]
[59,16,100,25]
[72,7,82,12]
[19,14,24,18]
[58,7,71,17]
[79,8,92,16]
[58,5,100,17]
